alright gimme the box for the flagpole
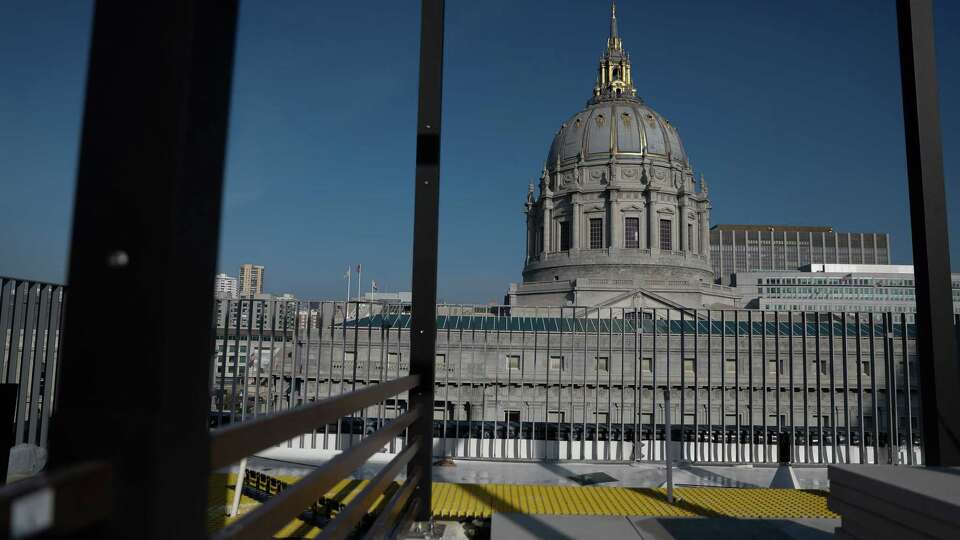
[346,266,351,320]
[357,264,362,303]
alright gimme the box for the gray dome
[546,99,688,168]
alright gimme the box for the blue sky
[1,1,958,303]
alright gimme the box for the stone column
[543,201,552,253]
[700,208,709,256]
[571,196,581,251]
[609,191,621,249]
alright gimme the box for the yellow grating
[208,472,837,537]
[430,484,838,520]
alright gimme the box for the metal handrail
[212,405,423,540]
[209,374,419,469]
[316,441,420,539]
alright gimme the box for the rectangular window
[387,352,399,364]
[861,360,870,376]
[504,410,521,423]
[725,358,737,374]
[506,354,522,370]
[687,223,694,252]
[595,411,609,424]
[589,218,603,249]
[683,358,695,374]
[641,357,652,372]
[625,217,640,248]
[768,359,778,375]
[435,354,446,370]
[596,356,608,372]
[641,412,654,425]
[549,355,564,370]
[344,351,356,363]
[559,221,571,251]
[547,410,565,423]
[659,219,672,251]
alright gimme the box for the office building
[710,225,891,286]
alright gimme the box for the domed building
[507,3,740,313]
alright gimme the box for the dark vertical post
[408,0,445,522]
[49,2,237,537]
[896,0,960,465]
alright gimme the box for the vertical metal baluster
[748,310,754,463]
[607,306,613,461]
[324,302,337,449]
[5,284,30,441]
[761,310,767,463]
[479,316,487,458]
[335,301,346,449]
[814,312,823,463]
[707,310,713,462]
[594,307,600,460]
[24,286,51,446]
[582,307,588,460]
[883,312,897,463]
[869,313,880,463]
[228,299,241,425]
[0,279,11,380]
[734,310,741,463]
[651,309,659,461]
[888,312,900,464]
[773,311,780,461]
[254,300,265,420]
[694,309,699,463]
[526,308,534,459]
[358,297,374,441]
[789,311,797,463]
[5,282,27,409]
[312,302,325,447]
[619,307,625,461]
[679,310,685,462]
[856,313,865,464]
[565,307,572,460]
[842,312,851,464]
[633,308,639,462]
[829,312,837,464]
[801,311,810,464]
[900,313,915,465]
[720,310,726,463]
[38,286,64,448]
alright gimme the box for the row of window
[537,217,696,252]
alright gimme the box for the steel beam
[896,0,960,465]
[50,2,238,537]
[408,0,445,522]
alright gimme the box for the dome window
[622,112,631,125]
[612,67,620,80]
[596,114,605,127]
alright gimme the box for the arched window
[612,67,620,79]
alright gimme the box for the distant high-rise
[238,264,264,297]
[214,273,238,298]
[710,224,891,286]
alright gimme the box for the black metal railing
[208,298,952,466]
[0,277,65,456]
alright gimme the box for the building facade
[239,263,265,297]
[710,225,891,286]
[734,264,960,320]
[508,4,739,312]
[214,273,238,298]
